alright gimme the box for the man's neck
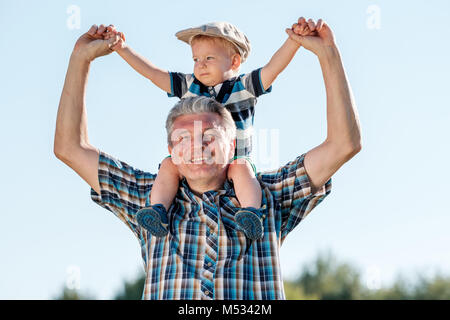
[185,175,227,197]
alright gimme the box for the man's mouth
[188,156,213,164]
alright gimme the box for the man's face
[168,112,235,184]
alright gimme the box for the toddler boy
[104,20,312,240]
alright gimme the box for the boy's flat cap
[175,22,251,63]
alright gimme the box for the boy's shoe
[136,204,169,237]
[235,207,265,240]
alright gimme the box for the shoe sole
[136,208,168,237]
[235,211,263,240]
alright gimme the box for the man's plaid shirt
[91,151,332,300]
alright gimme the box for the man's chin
[180,162,226,181]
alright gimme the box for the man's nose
[190,133,201,148]
[191,136,211,155]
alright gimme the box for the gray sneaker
[235,207,264,240]
[136,204,169,237]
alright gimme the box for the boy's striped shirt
[168,68,271,157]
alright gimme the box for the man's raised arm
[286,18,362,194]
[54,24,119,194]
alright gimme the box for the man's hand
[286,17,337,58]
[72,24,120,62]
[290,17,316,37]
[103,25,126,52]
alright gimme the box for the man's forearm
[54,53,92,156]
[260,38,301,91]
[318,46,361,150]
[117,45,171,93]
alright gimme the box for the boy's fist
[291,17,318,37]
[103,25,126,51]
[286,17,337,57]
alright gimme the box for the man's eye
[175,135,189,143]
[193,58,198,62]
[204,133,217,141]
[206,56,214,60]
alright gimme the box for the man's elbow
[54,133,63,157]
[53,140,70,163]
[343,140,362,161]
[53,127,66,155]
[53,128,82,163]
[53,136,78,164]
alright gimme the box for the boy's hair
[166,96,237,147]
[190,35,240,59]
[176,22,251,63]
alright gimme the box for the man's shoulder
[97,150,157,183]
[256,152,332,214]
[257,154,307,183]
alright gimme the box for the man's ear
[228,139,236,160]
[231,54,241,71]
[168,144,172,155]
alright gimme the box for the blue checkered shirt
[168,68,271,157]
[91,151,331,299]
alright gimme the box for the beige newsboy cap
[175,22,251,63]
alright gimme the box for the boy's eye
[206,56,214,60]
[193,58,198,62]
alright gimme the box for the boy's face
[191,38,239,87]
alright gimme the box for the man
[54,18,361,299]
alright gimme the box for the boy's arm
[260,37,301,91]
[260,18,315,91]
[105,27,171,94]
[116,44,172,94]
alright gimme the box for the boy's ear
[231,53,241,71]
[168,144,172,155]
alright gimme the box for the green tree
[113,272,146,300]
[364,273,450,300]
[287,250,365,300]
[53,251,450,300]
[285,251,450,300]
[411,273,450,299]
[53,286,95,300]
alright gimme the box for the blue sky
[1,0,449,299]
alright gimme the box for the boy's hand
[291,17,317,37]
[72,24,121,62]
[103,25,126,52]
[286,17,337,58]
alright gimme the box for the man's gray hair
[166,96,236,145]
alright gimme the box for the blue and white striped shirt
[168,68,271,157]
[91,151,331,300]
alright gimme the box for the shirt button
[204,290,209,295]
[207,262,212,267]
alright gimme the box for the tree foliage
[113,272,146,300]
[284,251,450,300]
[54,251,450,300]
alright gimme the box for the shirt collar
[178,178,236,203]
